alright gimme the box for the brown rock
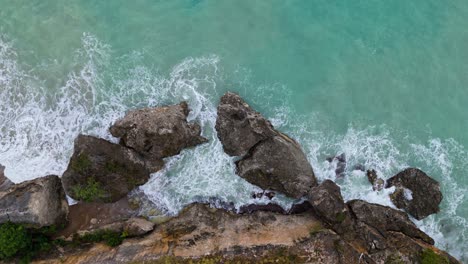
[0,164,13,191]
[215,92,276,156]
[236,134,317,198]
[110,102,207,160]
[386,168,442,220]
[62,135,160,203]
[123,217,155,237]
[0,175,68,227]
[347,199,434,245]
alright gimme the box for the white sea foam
[0,33,466,261]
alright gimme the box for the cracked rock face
[62,135,159,203]
[216,92,317,198]
[0,175,68,227]
[215,92,276,157]
[110,101,208,160]
[386,168,442,220]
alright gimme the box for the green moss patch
[421,249,449,264]
[71,177,106,202]
[73,229,126,247]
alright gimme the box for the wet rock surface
[386,168,443,220]
[366,169,385,191]
[216,92,317,199]
[215,92,276,157]
[326,153,347,178]
[110,102,207,161]
[0,164,13,191]
[236,134,317,198]
[0,175,68,227]
[62,135,159,203]
[347,199,434,245]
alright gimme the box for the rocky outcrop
[62,135,160,203]
[0,164,13,191]
[347,199,434,245]
[216,92,317,198]
[110,102,207,161]
[0,175,68,227]
[34,203,459,264]
[366,169,384,191]
[215,92,276,156]
[123,217,155,237]
[307,180,353,236]
[326,153,347,178]
[236,134,317,198]
[386,168,442,220]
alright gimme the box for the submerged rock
[215,92,276,156]
[0,164,13,191]
[62,135,160,203]
[110,102,207,161]
[366,169,385,191]
[236,134,317,198]
[0,175,68,227]
[326,153,347,178]
[386,168,442,220]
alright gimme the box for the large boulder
[386,168,442,220]
[0,175,68,227]
[62,135,161,203]
[215,92,276,156]
[0,164,13,191]
[307,180,352,234]
[236,134,317,198]
[347,199,434,245]
[110,102,207,160]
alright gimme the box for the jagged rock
[326,153,347,178]
[251,191,275,200]
[367,169,384,191]
[34,202,460,264]
[386,168,442,220]
[347,199,434,245]
[123,217,155,237]
[215,92,276,156]
[0,175,68,227]
[110,102,207,161]
[236,134,317,198]
[238,203,286,214]
[62,135,161,203]
[0,164,13,191]
[307,180,353,235]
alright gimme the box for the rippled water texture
[0,1,467,261]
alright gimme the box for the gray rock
[326,153,347,178]
[0,164,13,192]
[62,135,160,203]
[215,92,276,156]
[123,217,155,237]
[366,169,384,191]
[236,134,317,198]
[347,199,434,245]
[110,102,207,161]
[386,168,442,220]
[0,175,68,227]
[308,180,353,235]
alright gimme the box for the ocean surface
[0,0,467,261]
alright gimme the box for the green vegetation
[335,212,346,223]
[72,153,92,174]
[71,177,106,202]
[420,249,449,264]
[308,223,324,237]
[0,222,29,259]
[74,229,127,247]
[0,222,61,263]
[385,254,405,264]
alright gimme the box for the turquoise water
[0,0,467,260]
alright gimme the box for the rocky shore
[0,92,458,263]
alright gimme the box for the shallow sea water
[0,0,467,260]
